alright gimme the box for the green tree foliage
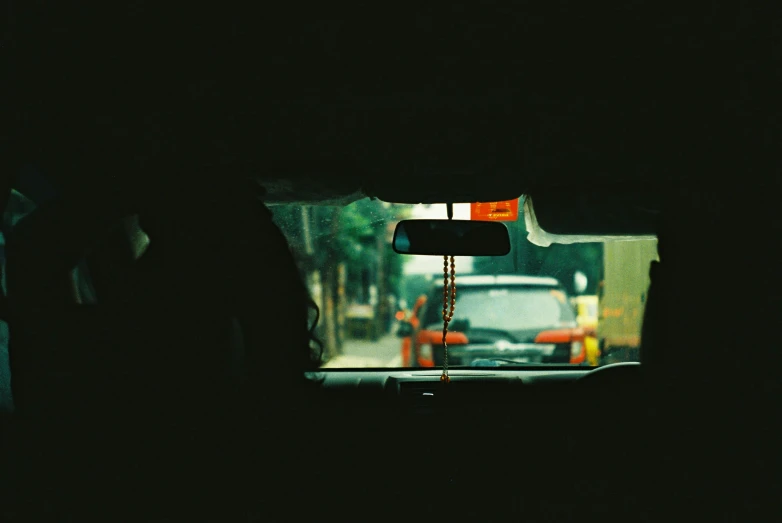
[272,200,409,288]
[271,199,412,350]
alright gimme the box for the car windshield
[422,287,575,332]
[271,198,656,369]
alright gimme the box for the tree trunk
[323,263,340,360]
[321,208,344,360]
[375,233,386,338]
[337,263,346,348]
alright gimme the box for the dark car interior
[2,2,781,522]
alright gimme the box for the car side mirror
[574,271,588,295]
[397,321,414,338]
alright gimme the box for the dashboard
[308,364,641,413]
[309,367,593,392]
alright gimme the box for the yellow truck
[597,239,658,364]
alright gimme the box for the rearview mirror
[392,220,511,256]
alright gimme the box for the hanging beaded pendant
[440,255,456,383]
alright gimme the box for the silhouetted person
[635,188,782,522]
[3,179,324,521]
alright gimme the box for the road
[321,332,402,368]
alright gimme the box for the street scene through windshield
[272,198,656,369]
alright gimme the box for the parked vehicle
[396,294,427,367]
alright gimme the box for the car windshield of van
[422,287,576,332]
[271,198,656,369]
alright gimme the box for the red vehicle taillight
[534,328,586,364]
[415,330,469,367]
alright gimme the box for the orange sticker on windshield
[470,199,519,221]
